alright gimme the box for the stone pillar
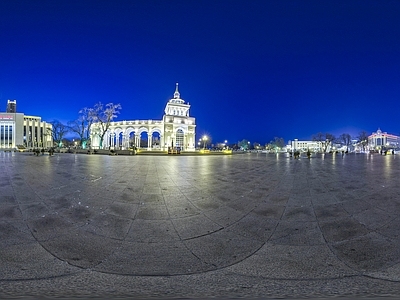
[135,135,140,148]
[160,134,164,151]
[31,119,36,147]
[147,135,152,150]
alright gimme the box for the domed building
[368,128,399,150]
[90,83,196,151]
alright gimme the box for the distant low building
[368,128,399,150]
[290,139,324,152]
[0,100,53,149]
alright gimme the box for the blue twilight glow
[1,0,400,144]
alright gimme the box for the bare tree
[48,120,69,147]
[339,133,352,151]
[91,102,122,149]
[68,107,95,149]
[357,131,369,152]
[312,132,336,153]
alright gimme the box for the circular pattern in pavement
[1,152,400,279]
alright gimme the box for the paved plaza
[1,151,400,299]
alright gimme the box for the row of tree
[312,131,369,152]
[47,102,121,149]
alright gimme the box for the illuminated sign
[0,115,14,120]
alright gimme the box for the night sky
[1,0,400,145]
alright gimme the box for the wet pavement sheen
[1,151,400,298]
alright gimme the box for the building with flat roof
[290,139,324,152]
[90,83,196,151]
[0,100,53,150]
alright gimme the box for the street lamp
[202,135,208,149]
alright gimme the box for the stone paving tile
[270,220,326,246]
[41,228,122,269]
[171,214,223,240]
[126,219,179,242]
[26,214,78,242]
[318,217,370,243]
[0,221,37,246]
[330,232,400,272]
[0,241,78,280]
[95,240,208,275]
[83,212,132,240]
[228,243,357,279]
[183,230,264,269]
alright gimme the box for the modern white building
[290,139,324,152]
[90,83,196,151]
[0,100,53,149]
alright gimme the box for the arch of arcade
[90,83,196,151]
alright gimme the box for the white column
[147,135,152,150]
[160,135,164,151]
[13,122,16,148]
[1,124,4,147]
[32,119,37,147]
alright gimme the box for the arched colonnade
[93,120,193,151]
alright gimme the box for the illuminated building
[368,128,399,150]
[290,139,324,152]
[90,83,196,151]
[0,100,53,149]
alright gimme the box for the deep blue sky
[1,0,400,145]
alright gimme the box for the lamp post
[202,135,208,150]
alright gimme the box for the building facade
[0,100,53,149]
[290,139,324,152]
[368,128,399,150]
[90,83,196,151]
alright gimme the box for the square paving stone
[0,221,36,246]
[204,206,245,227]
[19,202,50,220]
[41,228,122,269]
[353,207,395,230]
[26,214,78,241]
[184,230,264,268]
[225,212,278,242]
[269,221,325,246]
[281,205,316,222]
[318,217,370,243]
[314,203,350,220]
[171,214,223,240]
[252,203,285,220]
[105,201,139,219]
[0,204,22,220]
[84,212,132,240]
[126,219,179,242]
[330,232,400,272]
[136,203,170,220]
[166,202,201,218]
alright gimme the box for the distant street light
[202,135,208,149]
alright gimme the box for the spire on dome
[173,82,180,99]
